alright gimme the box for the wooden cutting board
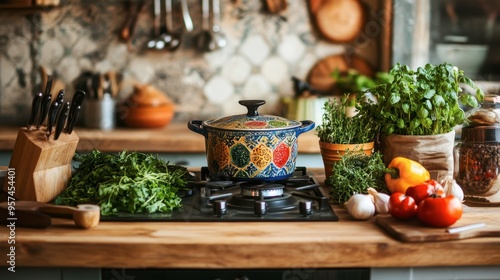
[306,53,373,93]
[375,206,500,242]
[309,0,366,43]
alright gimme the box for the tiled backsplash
[0,0,383,125]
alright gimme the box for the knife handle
[44,75,53,97]
[54,102,70,141]
[55,89,65,103]
[27,92,43,130]
[36,93,52,130]
[66,105,81,134]
[66,90,86,134]
[46,100,62,139]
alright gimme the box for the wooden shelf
[0,123,321,154]
[0,0,59,7]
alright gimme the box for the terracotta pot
[121,84,175,128]
[123,104,175,128]
[319,141,374,180]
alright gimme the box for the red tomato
[405,180,445,205]
[388,192,418,220]
[417,195,463,228]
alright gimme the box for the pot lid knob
[239,100,265,117]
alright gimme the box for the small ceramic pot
[121,84,175,128]
[188,100,315,181]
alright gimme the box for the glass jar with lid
[454,95,500,196]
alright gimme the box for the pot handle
[297,120,315,135]
[187,120,207,137]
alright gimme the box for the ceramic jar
[121,84,175,128]
[188,100,315,181]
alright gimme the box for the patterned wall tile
[0,0,384,126]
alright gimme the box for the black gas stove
[102,167,338,222]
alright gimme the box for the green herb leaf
[328,151,388,204]
[316,94,380,144]
[361,62,484,135]
[55,150,188,216]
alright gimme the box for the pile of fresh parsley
[55,150,189,215]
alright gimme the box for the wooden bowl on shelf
[121,84,175,128]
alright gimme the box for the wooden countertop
[0,123,320,154]
[1,170,500,269]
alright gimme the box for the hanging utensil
[180,0,193,33]
[160,0,181,51]
[212,0,227,49]
[147,0,162,49]
[119,0,145,42]
[195,0,213,51]
[119,0,146,51]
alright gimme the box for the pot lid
[204,100,301,130]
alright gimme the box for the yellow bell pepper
[385,157,430,193]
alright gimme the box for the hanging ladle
[159,0,181,51]
[147,0,162,49]
[195,0,213,51]
[211,0,227,50]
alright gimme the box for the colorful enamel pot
[188,100,315,181]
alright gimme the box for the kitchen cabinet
[3,266,500,280]
[3,267,500,280]
[392,0,500,82]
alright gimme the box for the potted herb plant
[359,62,484,181]
[316,94,380,180]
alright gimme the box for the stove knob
[254,200,267,216]
[213,200,227,217]
[299,200,313,216]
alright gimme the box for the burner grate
[101,167,338,222]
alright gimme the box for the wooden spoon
[0,201,100,229]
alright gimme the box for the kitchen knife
[54,102,70,141]
[66,90,86,134]
[46,99,62,139]
[36,94,52,130]
[27,92,43,130]
[46,89,65,138]
[36,76,54,129]
[55,88,65,103]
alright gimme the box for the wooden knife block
[3,128,79,203]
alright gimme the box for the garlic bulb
[442,175,464,202]
[367,187,390,214]
[346,194,375,220]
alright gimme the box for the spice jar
[454,95,500,196]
